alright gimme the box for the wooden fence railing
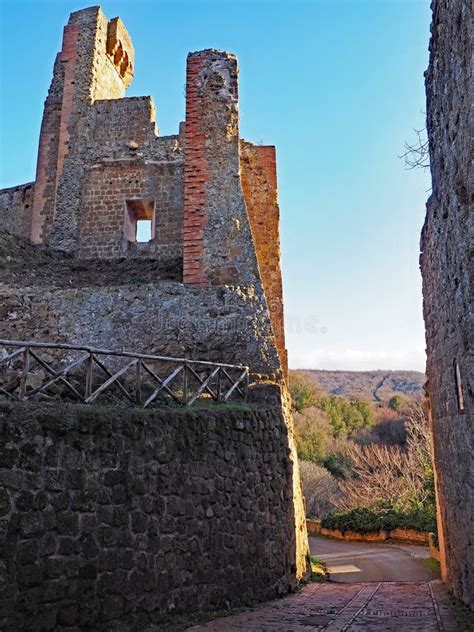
[0,340,249,407]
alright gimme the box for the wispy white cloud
[289,346,426,372]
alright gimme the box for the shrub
[317,395,375,436]
[335,403,435,515]
[294,407,332,463]
[289,371,321,412]
[323,452,354,478]
[389,395,404,411]
[299,460,339,518]
[321,506,436,534]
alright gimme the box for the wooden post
[85,353,93,400]
[135,361,142,405]
[183,362,188,404]
[19,348,30,400]
[217,367,222,402]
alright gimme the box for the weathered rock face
[0,279,281,377]
[421,0,473,607]
[0,398,308,631]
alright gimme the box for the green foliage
[289,371,320,412]
[323,452,354,478]
[296,424,327,463]
[421,558,441,576]
[294,407,331,463]
[389,395,404,411]
[317,395,375,437]
[289,371,375,436]
[321,506,436,534]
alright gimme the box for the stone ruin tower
[0,5,287,379]
[0,7,310,628]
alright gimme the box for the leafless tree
[334,402,433,512]
[399,127,430,170]
[299,461,340,518]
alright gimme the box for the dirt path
[310,535,435,583]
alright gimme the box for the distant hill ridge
[299,369,425,403]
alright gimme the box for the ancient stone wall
[421,0,473,607]
[31,7,132,245]
[183,51,261,288]
[0,398,308,631]
[78,160,183,260]
[0,278,280,377]
[241,141,288,379]
[0,184,34,239]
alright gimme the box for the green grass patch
[421,557,440,576]
[191,399,251,411]
[309,556,328,582]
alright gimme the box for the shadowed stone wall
[421,0,473,607]
[0,398,307,631]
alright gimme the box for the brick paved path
[192,581,458,631]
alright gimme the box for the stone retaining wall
[0,400,308,631]
[306,520,430,545]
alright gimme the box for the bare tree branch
[399,127,430,170]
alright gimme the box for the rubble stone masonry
[0,398,306,630]
[0,6,309,627]
[421,0,473,607]
[0,5,288,376]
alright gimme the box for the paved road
[191,538,450,630]
[192,581,457,631]
[310,536,436,583]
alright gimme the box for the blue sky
[0,0,431,371]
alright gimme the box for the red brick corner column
[240,142,288,380]
[183,54,210,287]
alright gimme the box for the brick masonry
[183,54,209,287]
[0,6,289,377]
[241,141,288,380]
[421,0,473,608]
[0,8,309,625]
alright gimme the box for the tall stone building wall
[0,7,307,626]
[0,5,288,378]
[0,183,34,239]
[421,0,473,607]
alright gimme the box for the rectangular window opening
[136,219,152,243]
[124,199,155,244]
